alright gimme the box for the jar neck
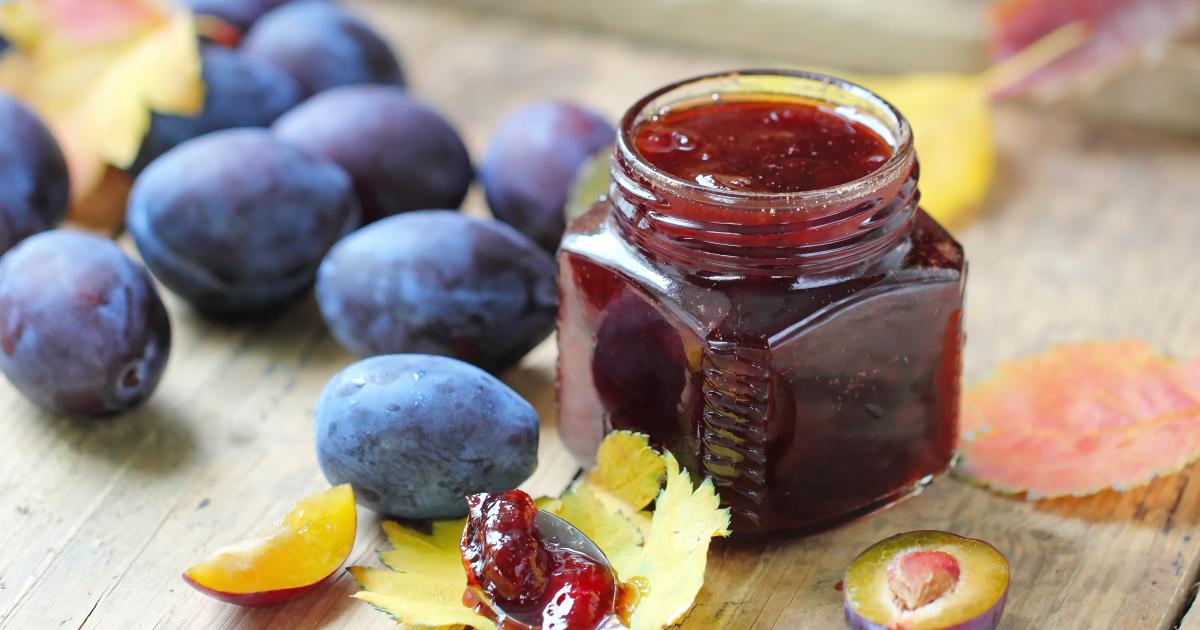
[609,71,919,277]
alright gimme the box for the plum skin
[313,354,539,519]
[0,94,70,255]
[0,231,171,418]
[315,211,556,372]
[482,102,614,251]
[130,45,301,174]
[182,572,329,607]
[241,1,404,98]
[843,593,1008,630]
[127,129,360,315]
[274,85,472,224]
[185,0,301,32]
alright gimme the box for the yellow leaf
[352,519,495,629]
[622,453,730,630]
[853,73,996,229]
[351,567,495,630]
[0,0,203,201]
[377,520,465,579]
[582,430,667,512]
[351,432,729,630]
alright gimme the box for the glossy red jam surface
[634,99,892,193]
[558,88,965,534]
[461,490,617,630]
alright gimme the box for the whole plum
[130,46,301,174]
[314,354,539,519]
[0,231,171,418]
[186,0,302,32]
[127,129,360,315]
[482,102,614,251]
[316,211,556,372]
[0,93,70,255]
[242,1,404,97]
[273,85,472,224]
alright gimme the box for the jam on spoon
[460,490,625,630]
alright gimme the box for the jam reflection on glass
[460,490,618,630]
[557,71,965,534]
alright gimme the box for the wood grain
[1,2,1199,629]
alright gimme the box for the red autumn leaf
[988,0,1200,98]
[957,340,1200,499]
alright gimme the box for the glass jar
[556,70,966,534]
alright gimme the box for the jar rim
[615,69,915,210]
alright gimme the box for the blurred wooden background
[431,0,1200,133]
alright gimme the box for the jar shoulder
[561,202,964,344]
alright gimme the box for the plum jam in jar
[556,71,966,534]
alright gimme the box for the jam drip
[461,490,618,630]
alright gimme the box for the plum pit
[886,550,961,611]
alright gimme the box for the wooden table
[2,2,1200,628]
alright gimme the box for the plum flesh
[844,530,1009,630]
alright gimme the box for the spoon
[535,510,612,569]
[470,510,628,630]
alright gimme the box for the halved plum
[844,530,1009,630]
[184,484,357,606]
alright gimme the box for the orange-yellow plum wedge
[844,530,1009,630]
[184,484,357,606]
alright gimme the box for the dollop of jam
[461,490,618,630]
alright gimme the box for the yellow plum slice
[844,530,1009,630]
[184,484,356,606]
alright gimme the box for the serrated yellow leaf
[0,0,203,201]
[583,431,666,512]
[378,519,465,580]
[623,453,730,630]
[351,567,494,630]
[355,518,488,629]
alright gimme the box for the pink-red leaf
[957,340,1200,498]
